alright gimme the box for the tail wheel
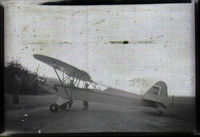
[49,103,59,112]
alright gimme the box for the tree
[4,61,23,104]
[5,61,49,104]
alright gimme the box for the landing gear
[59,102,67,110]
[155,108,163,114]
[49,100,73,112]
[49,103,59,112]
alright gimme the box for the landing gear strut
[155,108,163,114]
[60,102,67,110]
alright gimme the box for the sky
[4,1,195,96]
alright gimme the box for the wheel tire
[49,103,59,112]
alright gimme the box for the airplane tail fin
[142,81,170,109]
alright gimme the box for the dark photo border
[0,0,199,136]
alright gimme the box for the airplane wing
[33,54,92,82]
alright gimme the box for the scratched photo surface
[3,0,195,134]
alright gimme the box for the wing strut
[53,68,72,102]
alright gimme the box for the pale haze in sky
[4,1,195,96]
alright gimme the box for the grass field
[3,94,196,134]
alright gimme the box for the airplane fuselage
[49,85,156,109]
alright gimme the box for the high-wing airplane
[33,54,171,114]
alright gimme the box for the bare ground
[3,94,196,134]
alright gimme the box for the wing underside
[33,54,92,82]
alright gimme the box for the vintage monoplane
[33,54,170,113]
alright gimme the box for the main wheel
[49,103,59,112]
